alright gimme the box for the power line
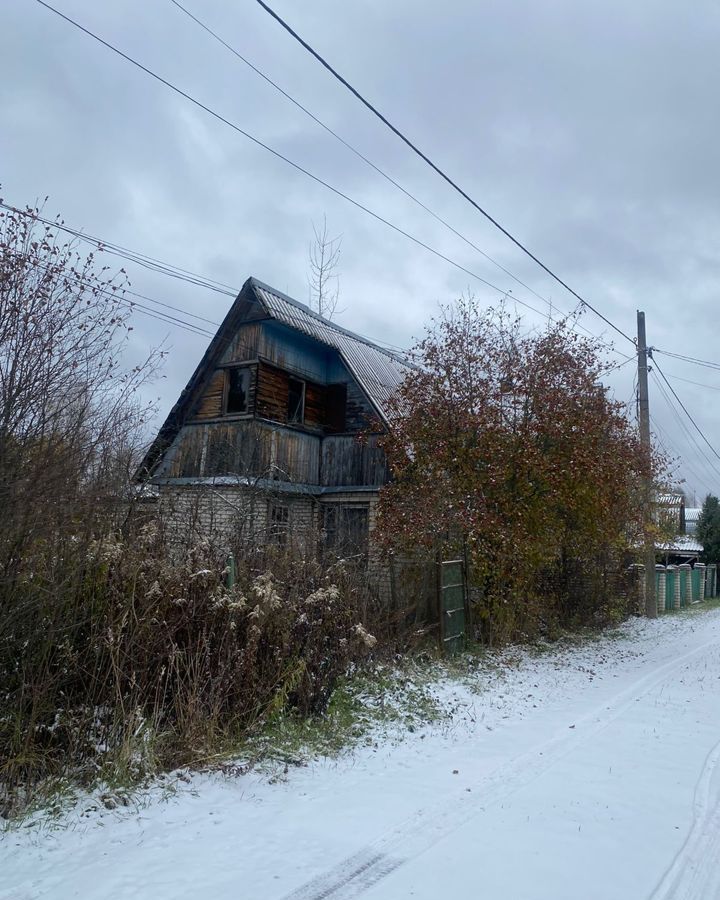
[649,414,713,497]
[650,378,720,490]
[0,201,237,299]
[34,1,635,364]
[650,367,720,483]
[253,0,636,347]
[663,372,720,393]
[3,200,417,359]
[654,348,720,373]
[168,0,627,358]
[30,2,541,319]
[652,356,720,466]
[5,247,217,338]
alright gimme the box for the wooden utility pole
[637,310,657,618]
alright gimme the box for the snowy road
[3,607,720,900]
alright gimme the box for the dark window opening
[225,367,250,415]
[325,383,347,432]
[288,377,305,424]
[268,502,289,546]
[322,504,369,561]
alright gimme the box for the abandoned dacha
[139,276,411,593]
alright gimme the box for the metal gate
[439,559,467,654]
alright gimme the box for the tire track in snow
[283,635,720,900]
[648,737,720,900]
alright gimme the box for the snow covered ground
[3,605,720,900]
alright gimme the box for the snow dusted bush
[0,521,378,817]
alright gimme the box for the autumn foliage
[377,300,657,642]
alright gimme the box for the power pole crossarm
[637,310,657,618]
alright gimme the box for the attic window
[225,367,250,415]
[288,377,305,424]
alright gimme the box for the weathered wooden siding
[190,364,257,422]
[304,381,325,430]
[270,427,320,483]
[320,435,387,486]
[193,369,226,419]
[256,362,289,423]
[345,379,381,432]
[255,320,330,383]
[163,421,320,483]
[220,322,262,364]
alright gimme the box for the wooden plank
[193,369,226,420]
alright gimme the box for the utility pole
[637,310,657,618]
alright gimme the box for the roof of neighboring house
[138,277,413,478]
[657,493,684,506]
[657,535,703,554]
[685,507,702,524]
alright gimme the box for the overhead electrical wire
[5,248,217,338]
[33,1,637,372]
[33,2,557,323]
[0,201,237,299]
[654,348,720,373]
[662,372,720,393]
[650,368,720,483]
[652,357,720,466]
[168,0,630,360]
[253,0,636,347]
[649,414,713,497]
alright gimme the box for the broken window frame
[287,376,306,425]
[223,365,252,416]
[268,501,290,547]
[321,503,369,562]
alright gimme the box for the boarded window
[288,377,305,424]
[322,504,369,560]
[268,502,289,546]
[225,367,250,415]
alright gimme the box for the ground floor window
[268,501,290,546]
[322,503,369,561]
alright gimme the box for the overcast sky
[3,0,720,502]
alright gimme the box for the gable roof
[252,279,411,421]
[138,277,413,478]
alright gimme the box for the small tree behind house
[376,298,660,643]
[308,215,342,320]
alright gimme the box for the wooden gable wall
[158,317,389,488]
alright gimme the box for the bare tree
[308,215,342,319]
[0,199,162,576]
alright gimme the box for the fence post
[225,552,236,589]
[655,565,666,615]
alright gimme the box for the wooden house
[138,277,412,567]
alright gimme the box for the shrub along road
[2,605,720,900]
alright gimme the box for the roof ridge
[248,276,411,366]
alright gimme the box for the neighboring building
[655,492,686,535]
[138,277,413,576]
[654,494,703,563]
[684,507,702,536]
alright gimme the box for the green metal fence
[440,559,467,654]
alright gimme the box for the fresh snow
[3,606,720,900]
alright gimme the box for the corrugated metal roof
[657,535,703,553]
[685,507,702,523]
[657,493,684,506]
[251,279,413,424]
